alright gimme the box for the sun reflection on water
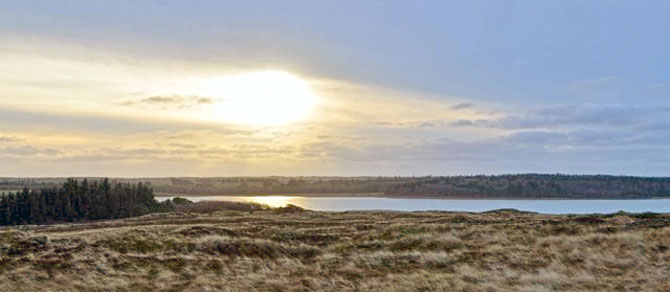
[245,196,302,208]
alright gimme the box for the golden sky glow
[0,39,495,177]
[2,1,670,176]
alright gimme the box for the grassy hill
[0,203,668,291]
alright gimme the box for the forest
[149,174,670,199]
[385,174,670,198]
[0,178,171,226]
[2,174,670,201]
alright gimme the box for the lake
[156,195,670,214]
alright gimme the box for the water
[157,195,670,214]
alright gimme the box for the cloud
[0,145,62,156]
[452,103,651,129]
[450,102,474,110]
[288,130,670,176]
[503,131,569,144]
[0,137,63,157]
[2,119,669,176]
[0,107,256,135]
[451,119,477,127]
[569,76,624,93]
[567,129,630,145]
[3,29,670,176]
[0,136,21,143]
[312,78,494,128]
[117,95,214,109]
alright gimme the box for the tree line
[386,174,670,198]
[157,174,670,199]
[0,178,173,226]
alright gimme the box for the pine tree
[0,178,171,226]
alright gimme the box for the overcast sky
[1,1,670,177]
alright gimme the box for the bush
[274,204,306,214]
[171,197,193,205]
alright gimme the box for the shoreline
[155,192,670,201]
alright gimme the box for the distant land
[2,174,670,199]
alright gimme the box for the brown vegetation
[174,200,268,213]
[0,204,668,292]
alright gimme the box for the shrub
[171,197,193,205]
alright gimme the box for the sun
[207,71,318,126]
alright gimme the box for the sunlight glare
[208,71,317,126]
[246,196,300,208]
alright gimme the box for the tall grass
[0,206,668,292]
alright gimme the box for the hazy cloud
[504,131,569,144]
[451,119,477,127]
[0,145,62,156]
[0,136,21,143]
[569,76,624,93]
[0,107,254,135]
[452,103,651,129]
[646,83,670,95]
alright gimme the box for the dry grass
[174,200,268,213]
[0,207,668,292]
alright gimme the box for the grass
[0,204,668,292]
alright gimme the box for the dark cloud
[117,95,214,108]
[450,102,474,110]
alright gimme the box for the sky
[1,0,670,177]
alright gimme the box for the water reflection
[244,196,300,208]
[157,195,670,214]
